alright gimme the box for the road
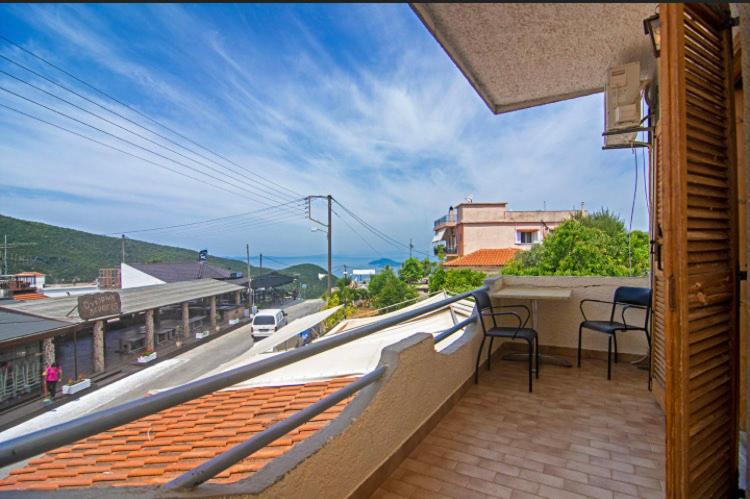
[0,299,324,444]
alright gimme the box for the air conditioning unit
[604,62,641,147]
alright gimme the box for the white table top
[491,287,572,300]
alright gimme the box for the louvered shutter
[659,4,739,497]
[650,122,667,410]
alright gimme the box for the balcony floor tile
[375,358,664,498]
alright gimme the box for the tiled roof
[14,272,46,277]
[0,377,356,492]
[443,248,521,267]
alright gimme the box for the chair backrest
[613,286,652,307]
[612,286,652,328]
[472,290,494,331]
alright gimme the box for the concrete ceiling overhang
[411,3,658,114]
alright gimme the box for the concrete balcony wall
[488,275,651,356]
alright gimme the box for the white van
[250,309,287,338]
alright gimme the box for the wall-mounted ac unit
[604,62,641,147]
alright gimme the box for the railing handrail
[0,287,485,468]
[434,314,478,344]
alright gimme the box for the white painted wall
[120,263,165,289]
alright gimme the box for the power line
[147,210,306,240]
[333,209,382,256]
[333,198,429,257]
[0,84,303,215]
[0,37,302,201]
[111,198,306,235]
[0,68,301,208]
[0,101,249,199]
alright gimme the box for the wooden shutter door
[651,121,667,410]
[659,3,739,497]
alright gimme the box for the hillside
[0,214,330,296]
[281,263,329,298]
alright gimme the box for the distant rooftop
[128,262,233,283]
[443,248,520,268]
[0,279,244,324]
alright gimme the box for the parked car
[250,309,287,339]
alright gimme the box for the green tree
[428,266,447,293]
[368,266,417,311]
[503,214,650,277]
[398,257,424,283]
[428,267,485,293]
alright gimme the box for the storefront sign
[78,292,121,320]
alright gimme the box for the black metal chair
[473,290,539,392]
[577,286,652,380]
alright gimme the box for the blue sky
[0,4,649,260]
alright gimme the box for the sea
[221,254,411,274]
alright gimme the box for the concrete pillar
[145,309,155,351]
[182,302,190,338]
[210,296,217,331]
[42,337,55,367]
[92,320,105,373]
[235,290,241,306]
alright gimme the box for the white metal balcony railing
[0,288,482,492]
[433,213,456,228]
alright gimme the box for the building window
[516,230,539,244]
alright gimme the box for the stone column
[42,337,55,367]
[210,296,217,331]
[182,302,190,338]
[145,309,155,351]
[92,320,105,373]
[235,290,241,305]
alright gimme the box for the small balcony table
[490,286,573,368]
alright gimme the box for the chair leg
[607,335,612,380]
[528,339,533,393]
[487,337,494,371]
[535,336,540,379]
[577,325,583,367]
[475,336,485,384]
[613,333,618,363]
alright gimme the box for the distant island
[368,258,401,267]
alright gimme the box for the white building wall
[120,263,165,289]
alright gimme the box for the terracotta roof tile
[443,248,521,268]
[0,377,356,492]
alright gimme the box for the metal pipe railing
[164,366,387,490]
[433,314,477,344]
[0,287,483,467]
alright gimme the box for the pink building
[432,201,581,260]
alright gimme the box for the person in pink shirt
[43,363,62,400]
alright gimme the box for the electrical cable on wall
[628,146,639,276]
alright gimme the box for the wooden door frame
[660,3,740,496]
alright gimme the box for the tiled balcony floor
[374,356,665,499]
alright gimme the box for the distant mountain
[0,214,329,297]
[277,263,329,298]
[368,258,401,267]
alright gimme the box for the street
[0,299,324,443]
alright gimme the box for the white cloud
[0,4,649,259]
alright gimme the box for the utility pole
[1,235,36,275]
[305,194,333,297]
[409,238,413,259]
[327,194,332,297]
[121,234,126,263]
[246,243,253,309]
[259,253,263,275]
